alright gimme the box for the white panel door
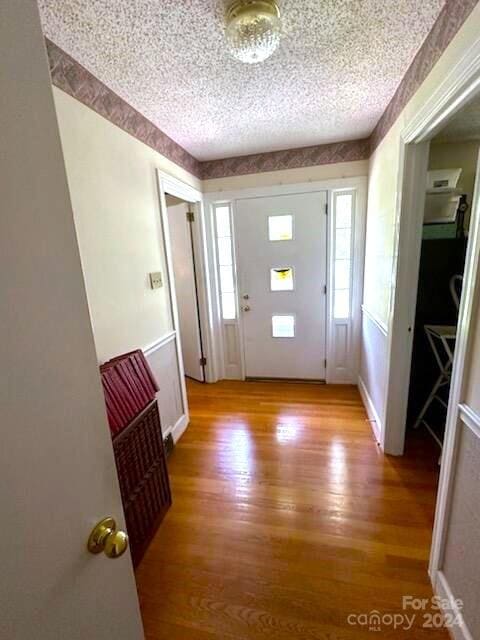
[234,192,327,379]
[1,3,143,638]
[167,202,204,381]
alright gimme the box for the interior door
[167,201,205,381]
[1,3,143,638]
[234,191,327,379]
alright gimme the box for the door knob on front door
[87,517,129,559]
[242,305,251,312]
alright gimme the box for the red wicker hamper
[100,350,172,566]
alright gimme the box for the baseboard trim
[358,375,382,444]
[163,413,189,445]
[433,570,473,640]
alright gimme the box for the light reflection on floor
[275,413,304,444]
[275,422,301,443]
[218,422,255,493]
[328,439,348,488]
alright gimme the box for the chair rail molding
[143,330,176,358]
[361,305,388,337]
[458,403,480,440]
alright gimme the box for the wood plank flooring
[136,380,447,639]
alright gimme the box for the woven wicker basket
[112,399,172,566]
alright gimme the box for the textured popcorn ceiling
[435,92,480,142]
[38,0,445,161]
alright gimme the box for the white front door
[1,3,143,638]
[234,192,327,380]
[167,201,205,381]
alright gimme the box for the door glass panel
[270,267,294,291]
[221,292,236,320]
[272,315,295,338]
[268,215,293,241]
[220,265,234,293]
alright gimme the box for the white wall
[54,89,196,437]
[54,88,201,363]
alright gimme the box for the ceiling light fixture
[225,0,282,64]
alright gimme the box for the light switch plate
[149,271,163,289]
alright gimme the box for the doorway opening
[155,170,215,441]
[405,124,479,458]
[165,194,206,383]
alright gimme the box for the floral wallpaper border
[200,139,371,179]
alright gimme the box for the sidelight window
[214,204,236,320]
[333,193,353,319]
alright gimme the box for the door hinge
[186,210,195,222]
[324,358,327,369]
[323,284,327,295]
[199,356,207,366]
[325,202,328,215]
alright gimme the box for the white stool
[413,324,456,449]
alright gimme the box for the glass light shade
[226,0,281,64]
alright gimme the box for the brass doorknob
[242,305,251,312]
[87,517,129,559]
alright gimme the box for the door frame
[380,36,480,587]
[155,171,217,418]
[204,177,367,383]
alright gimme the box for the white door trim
[156,172,217,418]
[204,176,367,383]
[381,32,480,586]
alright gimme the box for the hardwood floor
[136,380,447,639]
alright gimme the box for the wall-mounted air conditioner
[426,168,462,193]
[424,168,462,224]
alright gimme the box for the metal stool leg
[413,371,447,429]
[412,326,455,439]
